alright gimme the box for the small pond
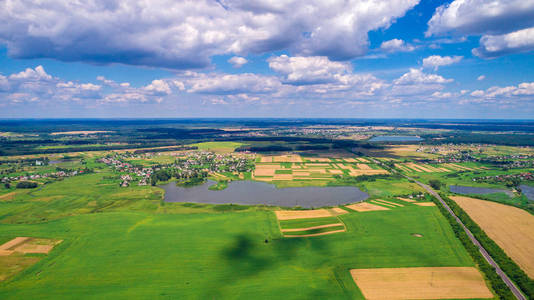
[160,180,368,208]
[369,135,422,142]
[519,185,534,201]
[449,185,513,197]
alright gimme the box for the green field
[191,142,247,153]
[0,193,476,299]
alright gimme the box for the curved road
[367,158,526,299]
[409,177,527,300]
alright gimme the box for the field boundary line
[281,223,344,232]
[284,229,345,238]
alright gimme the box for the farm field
[0,196,478,299]
[1,119,533,299]
[451,196,534,278]
[253,155,388,184]
[350,267,492,300]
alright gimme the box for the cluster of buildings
[472,172,533,183]
[98,156,153,186]
[98,150,254,187]
[1,169,85,185]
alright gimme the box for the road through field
[410,178,526,300]
[369,158,527,300]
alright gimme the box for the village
[98,150,255,187]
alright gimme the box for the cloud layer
[427,0,534,36]
[0,0,419,68]
[427,0,534,58]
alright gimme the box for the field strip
[426,165,445,172]
[350,267,493,300]
[370,200,396,208]
[346,202,390,212]
[260,156,273,162]
[281,223,344,232]
[415,164,437,172]
[394,164,412,172]
[275,209,336,220]
[284,229,345,238]
[374,199,404,207]
[0,192,18,201]
[408,163,429,172]
[329,207,349,215]
[0,237,31,251]
[442,163,460,170]
[414,202,436,206]
[397,197,416,202]
[451,196,534,278]
[405,163,425,172]
[451,164,473,170]
[356,163,371,170]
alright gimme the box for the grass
[279,217,340,229]
[0,149,494,298]
[275,169,292,174]
[208,181,228,191]
[0,201,476,299]
[283,225,345,236]
[191,142,246,153]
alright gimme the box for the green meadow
[0,186,477,299]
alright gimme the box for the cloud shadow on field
[221,234,270,275]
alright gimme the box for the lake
[160,180,368,208]
[369,135,422,142]
[449,185,513,197]
[520,185,534,201]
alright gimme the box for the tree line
[439,193,534,298]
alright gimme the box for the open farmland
[0,192,478,299]
[451,196,534,278]
[2,118,533,299]
[252,155,388,183]
[350,267,492,300]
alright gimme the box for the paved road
[368,158,526,299]
[409,177,527,300]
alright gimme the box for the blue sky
[1,0,533,118]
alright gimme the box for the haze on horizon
[1,0,534,119]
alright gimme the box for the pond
[449,185,513,197]
[160,180,368,208]
[519,185,534,201]
[369,135,422,142]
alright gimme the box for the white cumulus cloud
[473,27,534,58]
[228,56,248,68]
[380,39,415,52]
[422,55,463,70]
[394,68,453,85]
[0,0,419,68]
[426,0,534,37]
[268,55,352,85]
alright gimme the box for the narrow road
[409,177,527,300]
[368,158,526,299]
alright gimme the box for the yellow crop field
[451,196,534,278]
[350,267,492,300]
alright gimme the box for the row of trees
[431,196,515,299]
[150,168,208,186]
[439,194,534,298]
